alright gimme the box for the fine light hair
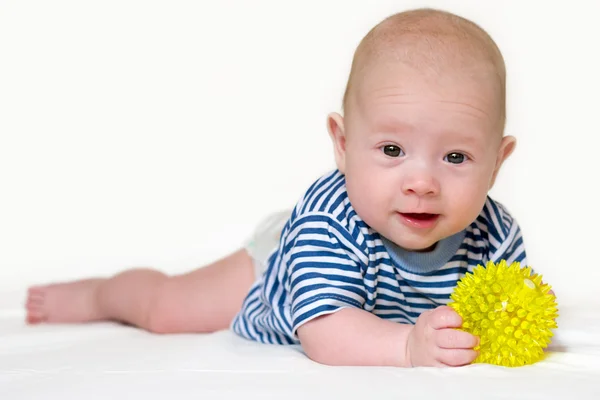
[342,8,507,132]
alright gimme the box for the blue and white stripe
[231,170,527,344]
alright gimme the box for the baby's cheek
[449,185,487,225]
[347,175,383,224]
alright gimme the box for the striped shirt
[231,170,527,345]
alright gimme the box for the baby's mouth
[400,213,438,220]
[398,212,440,228]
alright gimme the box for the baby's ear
[327,112,347,173]
[490,135,517,188]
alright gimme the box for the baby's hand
[407,306,479,367]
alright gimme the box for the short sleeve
[485,199,528,266]
[284,213,368,334]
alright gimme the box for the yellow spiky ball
[449,260,558,367]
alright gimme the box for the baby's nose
[401,171,440,197]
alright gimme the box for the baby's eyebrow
[440,131,488,149]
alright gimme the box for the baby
[26,8,527,368]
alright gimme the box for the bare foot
[26,279,107,324]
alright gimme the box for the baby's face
[333,63,512,251]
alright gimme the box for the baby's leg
[26,249,256,333]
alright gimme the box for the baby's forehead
[352,70,502,140]
[352,100,501,146]
[356,61,500,111]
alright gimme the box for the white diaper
[244,210,291,278]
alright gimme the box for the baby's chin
[379,229,441,252]
[373,220,442,251]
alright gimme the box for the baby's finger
[435,329,479,349]
[438,348,478,367]
[428,306,463,330]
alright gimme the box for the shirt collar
[380,229,466,274]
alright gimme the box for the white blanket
[1,291,599,399]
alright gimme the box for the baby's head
[328,8,516,251]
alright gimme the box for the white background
[1,0,598,308]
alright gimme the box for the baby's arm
[286,214,477,367]
[297,306,478,367]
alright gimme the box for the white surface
[1,0,600,309]
[1,291,600,399]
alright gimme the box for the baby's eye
[444,152,468,164]
[382,145,404,157]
